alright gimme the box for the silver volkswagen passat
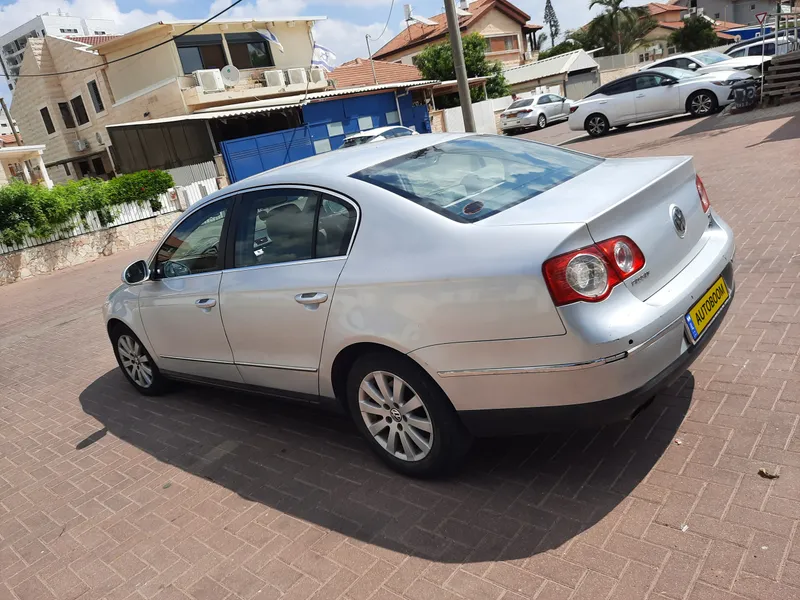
[104,134,735,477]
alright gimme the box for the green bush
[0,169,175,247]
[106,170,174,212]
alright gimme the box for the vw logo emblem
[671,205,686,238]
[390,408,402,422]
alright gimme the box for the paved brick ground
[2,111,800,600]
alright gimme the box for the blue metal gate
[220,125,314,183]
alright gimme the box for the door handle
[195,298,217,309]
[295,292,328,305]
[636,93,645,98]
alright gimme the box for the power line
[368,0,396,43]
[2,0,245,79]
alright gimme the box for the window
[382,128,414,139]
[58,102,75,129]
[507,99,533,110]
[40,107,55,134]
[155,199,230,278]
[546,94,564,103]
[714,12,720,18]
[317,197,357,259]
[599,77,636,95]
[750,43,774,56]
[59,28,79,34]
[175,35,227,75]
[91,157,106,175]
[70,95,89,125]
[94,30,107,35]
[537,95,551,104]
[87,80,104,113]
[64,163,70,176]
[358,116,374,130]
[227,33,274,69]
[636,74,665,90]
[488,35,519,52]
[352,136,602,223]
[728,49,746,58]
[78,161,90,176]
[693,51,730,66]
[386,110,400,124]
[750,3,756,9]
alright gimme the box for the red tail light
[569,106,579,113]
[518,108,533,113]
[543,237,645,306]
[696,175,711,213]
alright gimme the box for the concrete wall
[0,212,178,286]
[600,66,639,85]
[105,38,180,102]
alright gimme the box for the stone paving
[2,110,800,600]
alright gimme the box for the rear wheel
[688,91,717,117]
[346,352,472,477]
[585,113,609,137]
[537,113,547,129]
[110,325,168,396]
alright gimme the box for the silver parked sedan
[104,134,735,477]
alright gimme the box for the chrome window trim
[162,355,317,372]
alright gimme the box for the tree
[668,15,719,52]
[543,0,561,48]
[585,0,657,56]
[413,33,509,107]
[538,40,580,59]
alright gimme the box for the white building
[1,12,117,93]
[0,110,18,136]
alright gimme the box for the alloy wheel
[538,114,546,129]
[118,334,153,388]
[692,94,713,115]
[588,116,606,136]
[358,371,434,462]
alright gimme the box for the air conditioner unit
[286,68,308,86]
[263,69,285,88]
[73,139,89,152]
[193,69,225,93]
[309,67,326,84]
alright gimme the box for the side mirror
[687,63,697,70]
[122,260,150,285]
[661,79,674,86]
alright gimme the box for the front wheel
[585,113,609,137]
[346,353,472,477]
[537,113,547,129]
[111,325,168,396]
[688,91,717,117]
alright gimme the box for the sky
[0,0,649,107]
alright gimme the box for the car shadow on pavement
[79,369,693,563]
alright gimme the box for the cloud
[313,18,395,65]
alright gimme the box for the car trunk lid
[483,156,709,301]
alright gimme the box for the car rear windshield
[342,135,373,148]
[507,99,533,109]
[350,135,603,222]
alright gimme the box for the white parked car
[641,49,768,76]
[568,67,751,137]
[342,126,417,148]
[499,93,573,133]
[724,34,797,58]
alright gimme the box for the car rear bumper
[457,285,733,436]
[501,115,538,130]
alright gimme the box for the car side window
[234,189,319,268]
[602,78,635,95]
[390,128,413,137]
[636,74,663,90]
[728,49,746,58]
[317,196,357,259]
[154,198,230,278]
[548,94,563,102]
[537,96,550,104]
[662,57,693,70]
[751,43,773,55]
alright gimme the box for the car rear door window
[317,197,357,258]
[155,199,231,278]
[352,135,602,223]
[602,78,636,95]
[636,74,663,90]
[537,96,551,104]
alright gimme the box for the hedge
[0,170,174,247]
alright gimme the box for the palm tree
[587,0,656,56]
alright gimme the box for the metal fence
[0,177,218,255]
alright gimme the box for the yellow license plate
[507,112,518,118]
[685,276,729,342]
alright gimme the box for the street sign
[756,12,768,24]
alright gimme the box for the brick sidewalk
[2,114,800,600]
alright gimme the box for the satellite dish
[456,7,472,16]
[734,34,742,42]
[411,15,437,26]
[220,64,240,87]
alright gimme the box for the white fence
[0,177,218,255]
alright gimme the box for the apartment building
[10,17,326,185]
[672,0,774,25]
[0,111,18,136]
[1,12,117,92]
[372,0,541,68]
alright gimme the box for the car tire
[537,114,547,129]
[687,91,718,117]
[346,352,472,478]
[585,113,609,137]
[110,324,169,396]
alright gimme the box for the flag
[312,43,336,72]
[257,29,284,53]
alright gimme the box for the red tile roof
[65,35,121,47]
[657,20,742,40]
[330,58,423,88]
[372,0,530,60]
[647,2,685,15]
[0,134,19,146]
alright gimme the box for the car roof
[194,133,469,207]
[345,126,408,140]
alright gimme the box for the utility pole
[0,98,23,146]
[443,0,475,132]
[365,35,378,85]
